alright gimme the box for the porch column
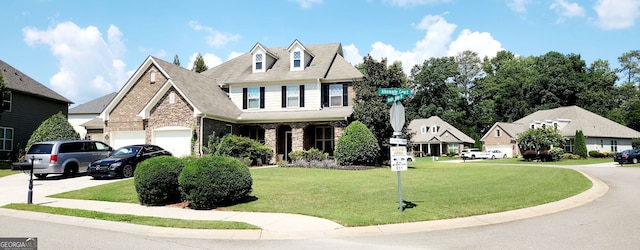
[427,143,432,156]
[262,124,277,164]
[291,124,304,152]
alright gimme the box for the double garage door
[110,127,191,157]
[484,145,513,158]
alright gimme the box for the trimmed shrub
[549,147,564,161]
[589,150,604,158]
[26,112,80,150]
[523,150,538,161]
[215,135,273,166]
[574,130,588,158]
[289,148,328,162]
[334,121,380,166]
[561,153,581,160]
[134,156,184,206]
[178,156,252,209]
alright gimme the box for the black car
[614,149,640,165]
[88,144,172,178]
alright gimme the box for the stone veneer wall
[147,87,195,150]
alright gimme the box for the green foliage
[573,130,588,158]
[334,121,380,166]
[191,53,208,73]
[288,148,328,161]
[178,156,252,209]
[561,153,581,160]
[26,112,80,150]
[215,135,273,166]
[516,127,563,152]
[202,131,221,155]
[549,147,564,161]
[134,156,184,206]
[633,138,640,149]
[173,54,181,66]
[588,150,604,158]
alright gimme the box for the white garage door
[111,131,145,149]
[485,145,513,158]
[153,127,191,157]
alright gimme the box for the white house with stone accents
[98,40,363,162]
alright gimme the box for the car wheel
[471,155,476,160]
[491,155,496,160]
[633,158,638,164]
[122,165,134,178]
[34,174,48,179]
[503,154,507,159]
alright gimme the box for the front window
[0,127,13,151]
[293,51,301,68]
[564,138,574,153]
[249,127,265,144]
[315,126,334,154]
[448,143,459,153]
[329,84,342,107]
[611,140,618,152]
[248,87,260,109]
[2,91,11,111]
[287,85,299,107]
[255,54,263,70]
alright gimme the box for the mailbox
[12,162,33,171]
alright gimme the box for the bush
[178,156,252,209]
[561,153,581,160]
[334,121,380,166]
[289,148,328,162]
[574,130,588,159]
[523,150,538,161]
[134,156,184,206]
[589,150,604,158]
[549,147,564,161]
[215,135,273,166]
[26,112,80,150]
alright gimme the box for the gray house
[0,59,72,160]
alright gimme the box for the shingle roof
[69,92,116,114]
[490,105,640,139]
[408,116,475,143]
[0,59,72,104]
[201,42,363,84]
[151,57,242,120]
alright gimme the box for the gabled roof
[287,39,315,57]
[0,59,72,104]
[69,92,116,114]
[480,122,521,141]
[482,105,640,140]
[407,116,475,143]
[202,42,363,85]
[100,56,240,121]
[250,42,279,60]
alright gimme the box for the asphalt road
[2,163,639,249]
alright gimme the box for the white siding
[68,114,98,139]
[229,82,322,111]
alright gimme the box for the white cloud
[227,51,244,61]
[23,22,128,104]
[593,0,640,29]
[366,15,503,75]
[385,0,450,7]
[188,21,241,48]
[508,0,531,13]
[186,52,222,70]
[550,0,585,23]
[343,44,363,65]
[289,0,322,9]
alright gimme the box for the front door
[285,131,292,161]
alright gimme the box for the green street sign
[378,88,411,96]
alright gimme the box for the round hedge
[134,156,184,206]
[178,156,253,210]
[334,121,381,165]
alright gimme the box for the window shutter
[281,86,287,108]
[342,83,348,106]
[242,88,248,109]
[322,85,329,108]
[299,85,305,107]
[260,87,265,109]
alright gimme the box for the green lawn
[51,160,592,227]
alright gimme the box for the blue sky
[2,0,639,106]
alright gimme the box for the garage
[110,131,145,149]
[153,127,192,157]
[485,145,513,158]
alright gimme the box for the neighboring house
[99,40,363,160]
[0,59,73,159]
[482,105,640,157]
[68,92,116,140]
[407,116,475,157]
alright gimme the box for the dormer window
[255,54,263,70]
[293,51,301,68]
[420,126,427,134]
[431,126,439,134]
[150,70,156,83]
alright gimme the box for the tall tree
[577,59,619,117]
[618,50,640,86]
[573,130,588,158]
[353,55,406,162]
[454,50,483,104]
[173,55,181,66]
[191,53,208,73]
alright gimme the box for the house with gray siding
[0,59,72,160]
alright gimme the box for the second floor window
[248,87,260,109]
[287,86,299,107]
[330,84,343,107]
[293,51,301,68]
[2,91,11,111]
[255,54,263,70]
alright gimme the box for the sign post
[378,87,411,212]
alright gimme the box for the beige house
[408,116,475,157]
[98,40,363,161]
[481,105,640,157]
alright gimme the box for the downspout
[199,115,204,156]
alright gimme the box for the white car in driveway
[488,150,508,159]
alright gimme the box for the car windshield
[27,144,53,154]
[111,146,141,156]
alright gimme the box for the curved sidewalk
[0,166,608,240]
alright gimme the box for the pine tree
[573,130,588,158]
[191,53,208,73]
[173,55,181,66]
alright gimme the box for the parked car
[488,150,508,159]
[88,144,172,178]
[460,148,490,160]
[614,149,640,165]
[23,140,113,179]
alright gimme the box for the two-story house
[99,40,363,162]
[0,59,73,160]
